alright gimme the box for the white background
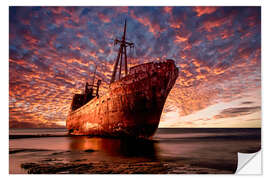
[1,0,269,179]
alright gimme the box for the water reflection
[69,136,158,159]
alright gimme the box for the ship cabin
[70,79,101,111]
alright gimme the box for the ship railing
[129,60,173,75]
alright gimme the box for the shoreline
[9,133,261,140]
[9,134,69,139]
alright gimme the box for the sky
[9,6,261,128]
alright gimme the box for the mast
[92,64,97,86]
[110,19,134,84]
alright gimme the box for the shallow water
[9,128,261,174]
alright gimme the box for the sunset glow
[9,6,261,128]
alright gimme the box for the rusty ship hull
[66,60,178,138]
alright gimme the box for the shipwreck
[66,20,179,138]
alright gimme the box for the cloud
[10,120,65,129]
[9,6,261,128]
[193,7,218,17]
[214,106,261,119]
[241,101,254,105]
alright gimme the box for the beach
[9,128,261,174]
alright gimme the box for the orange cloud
[130,10,163,37]
[200,15,233,32]
[163,6,172,15]
[115,6,129,14]
[98,13,111,23]
[174,35,188,43]
[193,7,218,17]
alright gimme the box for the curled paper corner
[235,150,262,174]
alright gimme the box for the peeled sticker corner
[235,150,262,174]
